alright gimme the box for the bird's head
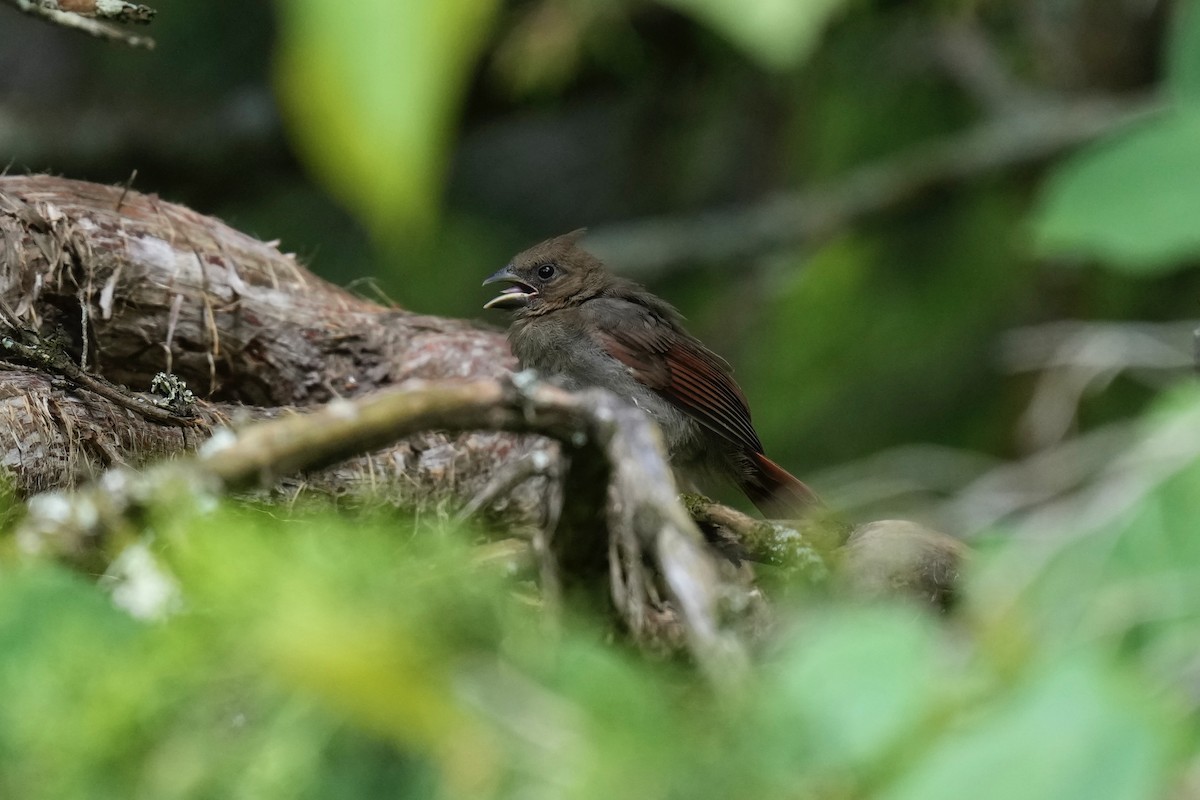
[483,229,610,315]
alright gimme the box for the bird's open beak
[482,266,537,310]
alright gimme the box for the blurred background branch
[586,92,1157,279]
[932,15,1048,114]
[1001,319,1196,451]
[0,89,279,175]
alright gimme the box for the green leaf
[1167,0,1200,103]
[273,0,499,240]
[1033,109,1200,274]
[973,385,1200,673]
[0,568,151,798]
[658,0,847,71]
[763,608,946,768]
[881,657,1170,800]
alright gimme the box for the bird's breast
[508,316,699,452]
[508,317,598,383]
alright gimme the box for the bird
[483,229,819,519]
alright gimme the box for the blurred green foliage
[275,0,500,240]
[1034,3,1200,274]
[748,187,1029,467]
[1034,110,1200,274]
[1032,0,1200,274]
[4,379,1200,800]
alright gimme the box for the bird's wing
[588,300,764,455]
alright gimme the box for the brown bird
[483,230,818,518]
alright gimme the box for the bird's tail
[741,451,821,519]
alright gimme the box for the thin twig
[684,494,842,578]
[115,169,137,214]
[456,449,557,522]
[1000,319,1195,451]
[1001,320,1197,374]
[0,329,203,428]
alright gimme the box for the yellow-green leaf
[274,0,499,240]
[658,0,847,71]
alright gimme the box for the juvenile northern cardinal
[483,230,819,518]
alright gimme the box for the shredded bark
[0,175,533,502]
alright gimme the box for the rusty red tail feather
[740,451,821,519]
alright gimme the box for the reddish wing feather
[597,320,764,456]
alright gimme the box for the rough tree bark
[0,175,550,523]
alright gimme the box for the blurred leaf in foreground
[0,568,147,799]
[972,384,1200,687]
[4,451,1200,799]
[274,0,499,240]
[881,656,1170,800]
[750,606,955,797]
[658,0,849,71]
[976,386,1200,623]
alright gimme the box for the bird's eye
[537,264,556,280]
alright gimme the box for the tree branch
[684,494,842,576]
[18,374,750,683]
[0,175,509,410]
[932,16,1047,115]
[4,0,157,47]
